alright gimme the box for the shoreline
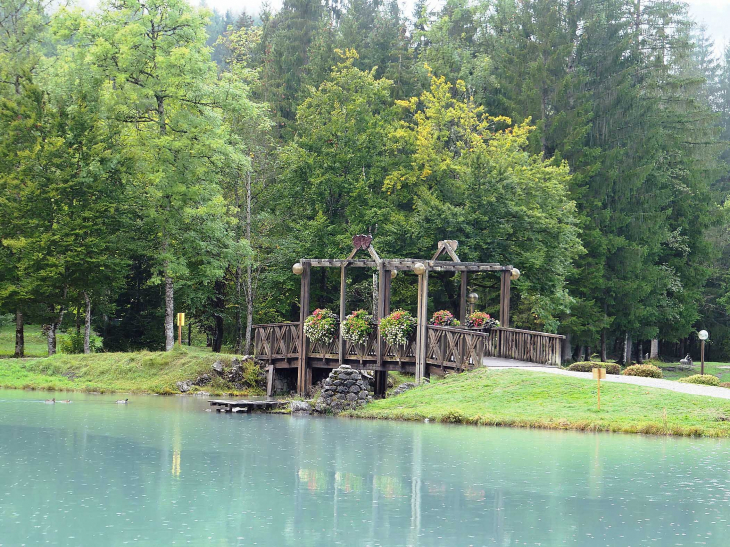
[5,353,730,439]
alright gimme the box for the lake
[1,389,729,546]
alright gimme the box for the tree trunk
[83,292,92,354]
[14,309,24,358]
[188,322,192,346]
[235,265,243,354]
[637,340,644,363]
[47,306,65,357]
[245,262,253,355]
[165,273,174,351]
[212,279,225,353]
[622,332,632,365]
[679,337,685,358]
[600,329,607,362]
[650,338,659,360]
[244,169,253,355]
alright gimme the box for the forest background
[2,0,730,365]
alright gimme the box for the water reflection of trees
[1,394,728,545]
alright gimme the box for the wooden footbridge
[255,238,564,397]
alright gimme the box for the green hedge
[678,374,720,386]
[567,362,621,375]
[622,364,663,378]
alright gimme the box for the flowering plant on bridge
[341,310,374,345]
[380,309,417,346]
[304,308,338,345]
[429,310,461,327]
[466,312,499,330]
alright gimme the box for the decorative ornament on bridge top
[352,234,373,250]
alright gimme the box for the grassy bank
[0,323,49,358]
[0,346,263,395]
[351,368,730,437]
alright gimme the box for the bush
[58,331,100,354]
[567,362,621,375]
[622,364,663,378]
[678,374,720,386]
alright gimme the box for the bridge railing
[494,327,564,366]
[425,326,492,371]
[254,322,564,368]
[253,322,301,365]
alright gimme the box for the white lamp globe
[698,330,709,341]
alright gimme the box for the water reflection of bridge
[255,238,564,397]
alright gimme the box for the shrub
[678,374,720,386]
[341,310,374,345]
[466,311,499,329]
[303,309,338,345]
[380,309,417,346]
[567,362,621,375]
[58,331,100,354]
[622,364,663,378]
[430,310,460,327]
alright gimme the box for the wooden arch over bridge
[254,237,564,397]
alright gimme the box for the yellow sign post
[177,313,185,346]
[592,367,606,410]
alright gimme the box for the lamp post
[466,292,479,316]
[698,330,709,375]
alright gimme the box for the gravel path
[491,364,730,400]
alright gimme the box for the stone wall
[315,365,372,413]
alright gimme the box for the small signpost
[592,367,606,410]
[177,313,185,346]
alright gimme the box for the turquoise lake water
[1,389,730,546]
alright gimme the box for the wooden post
[499,271,510,328]
[459,272,467,325]
[593,367,606,410]
[266,365,274,397]
[339,264,347,365]
[375,263,387,397]
[297,262,311,396]
[415,274,423,384]
[415,269,429,383]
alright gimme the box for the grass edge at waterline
[0,346,263,396]
[349,368,730,438]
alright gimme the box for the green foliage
[622,365,664,379]
[1,0,728,361]
[341,310,374,345]
[678,375,721,387]
[58,331,100,355]
[568,362,621,375]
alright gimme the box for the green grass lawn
[655,361,730,382]
[0,345,262,395]
[352,368,730,437]
[0,323,49,358]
